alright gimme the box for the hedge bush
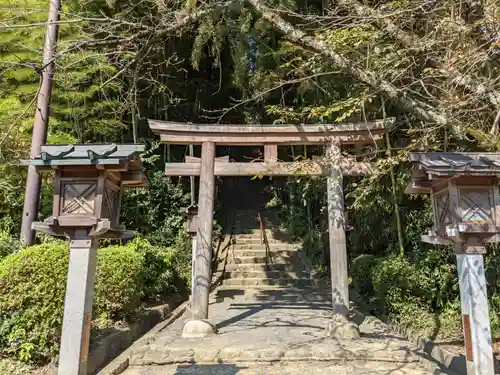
[0,238,184,364]
[93,244,144,322]
[0,243,69,362]
[351,249,463,340]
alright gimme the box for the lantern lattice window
[434,189,452,226]
[61,181,97,215]
[459,188,494,224]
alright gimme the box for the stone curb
[95,298,189,375]
[131,345,420,366]
[351,297,463,375]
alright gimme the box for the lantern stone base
[326,315,360,340]
[181,319,217,338]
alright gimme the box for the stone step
[226,256,293,264]
[215,285,324,295]
[222,278,314,287]
[231,237,301,248]
[229,243,299,250]
[229,238,291,245]
[227,249,297,257]
[231,231,288,239]
[224,270,304,279]
[214,288,330,302]
[224,263,297,272]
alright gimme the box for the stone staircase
[216,209,314,289]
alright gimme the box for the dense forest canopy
[0,0,499,235]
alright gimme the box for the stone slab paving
[129,288,423,367]
[122,361,431,375]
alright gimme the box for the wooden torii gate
[148,118,394,338]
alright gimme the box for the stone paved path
[125,288,442,375]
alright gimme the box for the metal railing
[257,212,273,269]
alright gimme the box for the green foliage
[350,254,377,298]
[486,246,500,336]
[0,238,183,364]
[121,169,190,247]
[93,244,144,322]
[351,247,489,340]
[351,251,461,339]
[123,237,190,303]
[0,228,21,260]
[0,358,34,375]
[268,177,327,265]
[0,243,69,362]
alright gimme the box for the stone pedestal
[326,314,360,340]
[182,319,217,338]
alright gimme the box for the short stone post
[180,204,199,303]
[325,141,360,339]
[191,235,197,296]
[455,244,494,375]
[182,141,217,337]
[58,230,98,375]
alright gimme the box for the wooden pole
[455,244,494,375]
[21,0,61,244]
[192,141,215,320]
[58,230,98,375]
[326,141,349,318]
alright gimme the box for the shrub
[350,254,378,298]
[0,229,21,260]
[0,243,68,362]
[107,237,188,304]
[351,250,462,340]
[121,171,189,247]
[93,244,144,322]
[0,241,147,363]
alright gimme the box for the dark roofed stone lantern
[180,203,199,235]
[27,143,147,375]
[30,144,147,238]
[406,152,500,375]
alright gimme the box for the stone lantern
[406,152,500,375]
[27,143,147,375]
[181,203,199,236]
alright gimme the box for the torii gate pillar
[182,141,217,337]
[326,141,360,339]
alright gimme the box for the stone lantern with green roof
[26,143,147,375]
